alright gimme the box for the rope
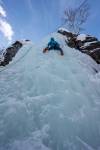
[0,46,33,73]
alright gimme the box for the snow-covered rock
[20,39,31,45]
[58,27,71,33]
[0,40,30,66]
[58,28,100,64]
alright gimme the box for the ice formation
[0,33,100,150]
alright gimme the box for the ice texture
[0,33,100,150]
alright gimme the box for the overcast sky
[0,0,100,47]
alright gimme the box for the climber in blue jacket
[43,37,64,55]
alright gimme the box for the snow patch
[58,27,70,33]
[77,34,86,41]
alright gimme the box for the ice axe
[43,47,48,53]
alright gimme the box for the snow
[58,27,70,33]
[0,50,4,63]
[83,41,98,47]
[77,34,86,41]
[0,33,100,150]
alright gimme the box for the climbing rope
[0,46,33,73]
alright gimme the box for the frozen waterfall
[0,33,100,150]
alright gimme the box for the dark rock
[58,28,100,64]
[84,36,98,43]
[0,41,23,66]
[58,29,77,38]
[81,41,100,51]
[89,49,100,64]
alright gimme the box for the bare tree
[63,0,90,33]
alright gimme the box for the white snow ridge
[0,32,100,150]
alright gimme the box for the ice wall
[0,33,100,150]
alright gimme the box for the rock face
[58,28,100,64]
[0,39,31,66]
[0,41,23,66]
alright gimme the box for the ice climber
[43,37,64,55]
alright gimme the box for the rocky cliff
[0,40,30,66]
[58,28,100,64]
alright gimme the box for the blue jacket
[48,38,60,48]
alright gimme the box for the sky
[0,0,100,48]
